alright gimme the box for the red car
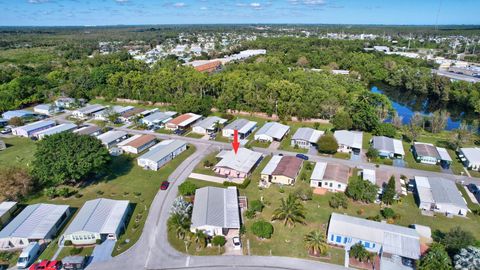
[160,181,170,190]
[29,260,62,270]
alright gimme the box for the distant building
[260,155,303,186]
[118,134,156,154]
[33,104,59,116]
[412,142,452,167]
[214,148,262,179]
[96,131,128,149]
[2,110,34,121]
[93,106,134,121]
[186,60,222,73]
[290,127,324,149]
[254,122,290,142]
[55,97,78,109]
[73,125,102,136]
[118,108,145,123]
[35,123,77,140]
[72,104,105,119]
[371,136,405,159]
[373,46,390,53]
[0,202,17,229]
[12,120,56,137]
[140,111,177,127]
[165,113,202,131]
[222,119,257,139]
[137,140,187,171]
[191,116,227,135]
[459,147,480,171]
[334,130,363,153]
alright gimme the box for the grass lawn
[26,145,196,258]
[156,129,174,135]
[449,149,467,176]
[332,152,350,160]
[185,132,205,139]
[56,246,95,261]
[168,229,225,256]
[278,127,308,154]
[192,151,219,176]
[362,132,372,150]
[469,170,480,178]
[0,137,37,168]
[247,139,271,149]
[0,251,20,268]
[402,142,441,172]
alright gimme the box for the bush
[317,134,338,154]
[350,243,372,262]
[179,181,197,196]
[69,247,83,256]
[250,200,264,213]
[44,187,58,199]
[293,186,313,201]
[96,239,102,245]
[212,235,226,247]
[381,208,395,219]
[366,146,379,159]
[223,178,251,189]
[63,240,72,246]
[329,193,348,209]
[245,209,256,219]
[57,187,72,198]
[367,215,381,222]
[251,220,274,239]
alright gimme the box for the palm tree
[193,229,207,251]
[271,193,306,228]
[167,213,190,240]
[304,230,328,256]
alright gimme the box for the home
[140,111,177,127]
[73,125,102,136]
[412,142,452,167]
[214,148,263,180]
[0,203,71,251]
[0,119,7,128]
[261,155,303,186]
[414,176,468,217]
[71,104,105,119]
[310,162,350,192]
[222,119,257,139]
[334,130,363,154]
[12,120,56,137]
[33,104,59,116]
[0,202,17,229]
[371,136,405,159]
[96,130,128,149]
[118,134,156,154]
[93,106,135,121]
[35,123,77,140]
[61,199,130,246]
[137,140,187,171]
[327,213,420,270]
[458,147,480,171]
[55,97,84,109]
[191,116,227,135]
[118,108,145,123]
[190,186,240,237]
[165,113,202,131]
[254,122,290,142]
[2,110,35,121]
[290,127,324,149]
[0,140,5,151]
[360,169,403,199]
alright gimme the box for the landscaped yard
[192,151,219,176]
[0,137,37,168]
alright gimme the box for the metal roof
[15,120,56,133]
[191,187,240,229]
[413,142,440,159]
[372,136,405,156]
[138,140,187,163]
[73,125,101,136]
[36,123,77,137]
[460,147,480,164]
[193,116,227,129]
[96,131,127,145]
[414,176,435,204]
[63,199,129,235]
[291,128,324,143]
[168,113,202,127]
[34,104,53,111]
[141,111,175,124]
[76,104,105,114]
[214,148,262,174]
[311,162,327,181]
[0,202,17,218]
[436,147,452,162]
[2,110,34,120]
[328,213,420,259]
[254,122,290,140]
[0,203,69,240]
[415,176,466,209]
[271,156,303,179]
[334,130,363,149]
[261,155,283,175]
[224,119,257,134]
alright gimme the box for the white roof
[215,148,262,174]
[142,111,175,124]
[334,130,363,149]
[292,128,324,143]
[311,161,327,181]
[117,134,142,146]
[35,123,77,137]
[255,122,290,140]
[14,120,56,133]
[415,176,435,204]
[224,119,257,134]
[96,130,127,145]
[191,187,240,229]
[193,116,227,130]
[415,176,467,209]
[138,140,186,163]
[0,202,17,218]
[461,147,480,164]
[76,104,105,114]
[436,147,452,162]
[261,155,283,175]
[63,199,129,235]
[362,169,376,185]
[372,136,405,156]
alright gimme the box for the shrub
[317,134,338,154]
[251,220,274,239]
[293,186,313,201]
[57,187,72,198]
[250,200,264,213]
[381,208,395,219]
[179,181,197,196]
[212,235,226,247]
[366,146,379,159]
[367,215,381,221]
[44,187,58,199]
[96,239,102,245]
[223,178,251,189]
[63,240,72,246]
[245,209,256,219]
[350,243,372,262]
[69,247,83,256]
[329,193,348,209]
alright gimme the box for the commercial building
[118,134,156,154]
[0,202,17,229]
[192,116,227,135]
[190,187,240,237]
[412,142,452,167]
[371,136,405,159]
[260,155,303,185]
[165,113,202,130]
[137,140,187,171]
[71,104,105,119]
[214,148,262,179]
[222,119,257,139]
[310,162,350,192]
[96,131,128,149]
[334,130,363,153]
[35,123,77,140]
[459,147,480,171]
[12,120,56,137]
[254,122,290,142]
[290,127,324,149]
[61,199,130,245]
[140,111,177,127]
[1,110,35,121]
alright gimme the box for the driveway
[308,146,318,155]
[268,141,280,151]
[223,230,242,256]
[393,159,405,168]
[189,173,227,184]
[89,240,116,264]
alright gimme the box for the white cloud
[200,6,208,10]
[27,0,50,4]
[173,2,186,8]
[114,0,129,3]
[289,0,326,6]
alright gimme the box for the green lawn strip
[278,127,308,154]
[192,152,219,176]
[469,170,480,178]
[448,149,466,176]
[362,132,372,150]
[56,246,95,261]
[156,129,174,135]
[247,139,271,149]
[456,183,478,210]
[0,250,20,268]
[185,132,204,139]
[332,152,350,160]
[0,137,37,168]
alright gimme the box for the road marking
[186,256,190,267]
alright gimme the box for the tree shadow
[78,155,134,188]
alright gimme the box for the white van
[16,242,41,269]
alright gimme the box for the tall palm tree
[193,229,207,251]
[304,230,328,256]
[167,213,190,240]
[271,194,306,228]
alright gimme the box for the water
[371,84,467,131]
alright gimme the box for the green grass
[362,132,372,149]
[278,127,308,154]
[57,246,95,261]
[0,47,58,65]
[0,250,20,268]
[332,152,350,160]
[167,229,225,256]
[469,170,480,178]
[156,129,174,135]
[449,149,467,176]
[247,139,271,149]
[185,132,205,139]
[0,137,37,168]
[192,152,219,176]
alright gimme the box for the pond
[371,83,475,131]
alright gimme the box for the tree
[178,181,197,196]
[317,134,338,154]
[418,243,452,270]
[381,176,396,205]
[391,112,403,128]
[170,196,193,220]
[304,230,328,256]
[167,213,191,240]
[453,246,480,270]
[434,227,476,255]
[176,94,212,116]
[296,56,309,67]
[212,235,226,252]
[251,220,274,239]
[350,243,372,262]
[373,123,397,138]
[0,166,34,201]
[329,193,348,209]
[250,200,264,213]
[193,229,207,250]
[346,178,379,203]
[429,110,449,134]
[366,146,379,160]
[405,123,422,142]
[8,116,24,127]
[381,207,395,219]
[331,111,353,130]
[271,193,306,228]
[32,132,110,187]
[451,122,471,150]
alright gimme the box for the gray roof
[15,120,56,133]
[63,199,129,235]
[73,125,102,136]
[215,148,262,174]
[461,147,480,164]
[0,203,69,240]
[334,130,363,149]
[413,142,440,159]
[0,202,17,218]
[96,131,127,145]
[138,140,187,163]
[291,127,324,143]
[76,104,105,114]
[34,104,53,111]
[62,256,85,265]
[372,136,405,156]
[429,177,467,208]
[193,116,226,129]
[224,119,257,134]
[142,111,175,124]
[255,122,290,140]
[261,155,283,175]
[36,123,77,137]
[191,187,240,229]
[328,213,420,259]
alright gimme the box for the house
[165,113,202,130]
[191,116,227,135]
[140,111,177,127]
[190,186,240,237]
[260,155,303,185]
[360,169,403,199]
[12,120,56,137]
[61,199,130,245]
[371,136,405,159]
[93,106,135,121]
[118,134,156,154]
[412,142,452,167]
[73,125,102,136]
[55,97,84,109]
[71,104,105,119]
[2,110,35,121]
[96,131,128,149]
[118,108,145,123]
[222,119,257,139]
[334,130,363,153]
[459,147,480,171]
[414,176,468,217]
[310,162,350,192]
[35,123,77,140]
[290,127,324,149]
[327,213,420,270]
[0,140,5,151]
[0,202,17,229]
[0,203,71,251]
[214,148,263,179]
[33,104,59,116]
[0,119,7,128]
[137,140,187,171]
[254,122,290,142]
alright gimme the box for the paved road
[433,69,480,83]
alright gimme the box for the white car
[232,236,241,250]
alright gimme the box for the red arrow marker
[232,129,240,154]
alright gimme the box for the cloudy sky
[1,0,479,26]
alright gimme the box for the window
[330,235,334,241]
[364,242,370,248]
[336,236,342,243]
[343,238,348,244]
[338,184,341,188]
[329,183,333,187]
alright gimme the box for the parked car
[61,256,86,270]
[295,153,309,160]
[174,129,186,136]
[0,128,11,134]
[17,242,42,269]
[468,183,480,194]
[29,260,62,270]
[160,181,170,190]
[232,236,242,250]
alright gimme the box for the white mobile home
[371,136,405,159]
[117,134,156,154]
[140,111,177,127]
[222,119,257,139]
[137,140,187,171]
[459,147,480,171]
[12,120,56,137]
[191,116,227,135]
[310,162,350,192]
[334,130,363,153]
[254,122,290,142]
[35,123,77,140]
[290,127,324,149]
[72,104,105,119]
[96,131,128,149]
[33,104,59,116]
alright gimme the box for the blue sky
[1,0,479,26]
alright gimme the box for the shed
[11,120,56,137]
